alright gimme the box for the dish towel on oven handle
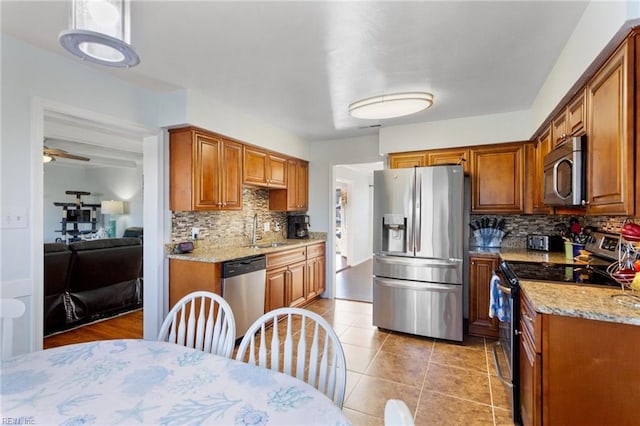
[489,273,510,322]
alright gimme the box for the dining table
[0,339,351,425]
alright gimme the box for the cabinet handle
[581,200,589,206]
[515,329,522,335]
[523,313,534,323]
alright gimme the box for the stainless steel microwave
[543,135,585,206]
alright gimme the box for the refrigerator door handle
[415,171,422,253]
[375,256,461,268]
[375,277,459,292]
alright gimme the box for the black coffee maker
[287,215,310,239]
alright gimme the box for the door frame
[31,97,166,349]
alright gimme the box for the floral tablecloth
[1,339,350,425]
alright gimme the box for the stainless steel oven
[492,261,520,424]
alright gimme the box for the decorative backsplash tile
[470,214,634,248]
[171,187,287,247]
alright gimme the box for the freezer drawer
[373,255,462,285]
[372,277,462,341]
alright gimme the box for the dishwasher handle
[222,255,266,278]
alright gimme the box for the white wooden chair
[1,298,26,360]
[158,291,236,358]
[384,399,414,426]
[235,307,347,408]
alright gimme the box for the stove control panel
[584,231,620,261]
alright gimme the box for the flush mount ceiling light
[349,92,434,120]
[59,0,139,68]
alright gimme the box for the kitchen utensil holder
[474,228,505,248]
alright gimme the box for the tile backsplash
[470,214,634,248]
[171,187,287,247]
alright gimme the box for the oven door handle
[497,283,511,295]
[492,341,513,388]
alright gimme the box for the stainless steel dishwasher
[222,255,266,340]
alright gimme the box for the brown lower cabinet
[168,259,221,308]
[520,290,640,426]
[468,254,499,338]
[265,242,326,312]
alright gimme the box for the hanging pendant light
[349,92,434,120]
[59,0,139,68]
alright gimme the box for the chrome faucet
[251,213,258,245]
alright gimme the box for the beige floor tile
[415,390,494,426]
[364,350,428,388]
[341,342,378,373]
[334,299,373,314]
[342,408,384,426]
[431,340,489,372]
[345,370,363,400]
[489,374,512,410]
[424,363,492,405]
[381,332,434,359]
[494,407,516,426]
[345,375,420,418]
[339,325,389,350]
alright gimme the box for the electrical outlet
[263,222,270,232]
[274,222,280,232]
[191,227,200,239]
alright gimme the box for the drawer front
[520,293,540,353]
[267,247,306,269]
[306,243,325,259]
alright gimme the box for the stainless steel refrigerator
[372,165,464,341]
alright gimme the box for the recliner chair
[43,243,72,335]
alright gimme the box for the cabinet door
[551,110,568,147]
[296,161,309,211]
[268,154,287,188]
[468,255,499,338]
[532,129,553,214]
[586,40,635,215]
[389,152,427,168]
[243,147,268,186]
[220,140,243,210]
[194,133,222,209]
[288,261,307,307]
[266,266,287,312]
[519,329,541,426]
[426,148,470,174]
[567,89,586,137]
[470,143,527,213]
[307,254,325,300]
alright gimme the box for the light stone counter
[167,238,326,263]
[520,280,640,326]
[470,246,611,267]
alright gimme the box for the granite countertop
[470,246,611,267]
[520,280,640,326]
[167,238,326,263]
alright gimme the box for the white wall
[379,110,532,154]
[335,165,375,266]
[531,2,638,129]
[43,166,144,243]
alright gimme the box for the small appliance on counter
[287,214,310,239]
[526,234,564,252]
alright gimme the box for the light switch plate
[1,207,28,229]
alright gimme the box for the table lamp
[101,200,124,238]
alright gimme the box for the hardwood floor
[43,309,143,349]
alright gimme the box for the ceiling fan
[43,145,90,163]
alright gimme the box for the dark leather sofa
[43,237,143,335]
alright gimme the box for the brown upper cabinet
[269,159,309,211]
[243,146,287,189]
[471,142,527,213]
[169,127,242,211]
[585,37,636,215]
[551,89,587,147]
[530,127,554,214]
[389,151,427,168]
[426,148,470,174]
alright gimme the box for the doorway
[32,99,164,351]
[333,162,382,303]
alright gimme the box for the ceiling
[2,1,589,149]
